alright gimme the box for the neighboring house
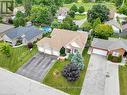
[122,23,127,32]
[91,38,127,57]
[56,7,69,22]
[108,9,116,20]
[106,20,122,33]
[13,6,25,16]
[3,26,43,46]
[37,29,88,56]
[0,24,14,40]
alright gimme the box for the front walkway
[80,54,120,95]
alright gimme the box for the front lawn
[119,65,127,95]
[74,14,86,20]
[43,48,90,95]
[0,43,37,72]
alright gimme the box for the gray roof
[106,20,121,29]
[6,26,43,41]
[0,68,68,95]
[91,38,127,51]
[0,24,14,34]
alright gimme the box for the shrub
[27,43,33,49]
[107,54,112,60]
[60,47,66,56]
[62,63,80,81]
[71,51,84,70]
[0,43,11,57]
[78,6,85,13]
[108,54,122,63]
[70,4,78,12]
[68,10,75,18]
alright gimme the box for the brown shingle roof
[37,29,88,51]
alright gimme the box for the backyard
[74,14,86,20]
[0,42,37,72]
[119,65,127,95]
[43,48,90,95]
[64,2,116,11]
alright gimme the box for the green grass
[0,42,37,72]
[74,14,86,20]
[119,65,127,95]
[43,48,90,95]
[64,2,116,11]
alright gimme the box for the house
[56,7,69,22]
[0,24,14,40]
[3,26,43,46]
[37,29,88,56]
[108,9,116,20]
[91,38,127,57]
[13,6,25,15]
[106,20,122,33]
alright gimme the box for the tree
[62,63,80,81]
[30,5,53,25]
[93,24,113,39]
[0,43,10,57]
[13,17,26,27]
[78,6,85,13]
[87,4,109,23]
[71,51,84,70]
[60,16,78,31]
[60,47,66,56]
[15,11,25,18]
[23,0,32,16]
[70,4,78,12]
[119,4,127,15]
[92,18,101,29]
[51,20,60,29]
[68,10,75,18]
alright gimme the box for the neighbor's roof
[122,23,127,31]
[37,29,88,51]
[91,38,127,51]
[13,6,25,15]
[57,7,69,16]
[0,24,14,34]
[0,68,68,95]
[106,20,121,29]
[6,26,43,41]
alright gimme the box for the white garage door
[53,50,59,56]
[92,49,107,56]
[45,49,52,54]
[38,47,44,52]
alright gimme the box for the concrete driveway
[80,54,120,95]
[16,53,57,81]
[80,54,107,95]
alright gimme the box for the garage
[38,46,44,52]
[92,48,107,56]
[38,46,59,56]
[44,48,52,55]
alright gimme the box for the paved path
[16,53,57,81]
[80,54,120,95]
[73,18,87,27]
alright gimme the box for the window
[112,52,119,57]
